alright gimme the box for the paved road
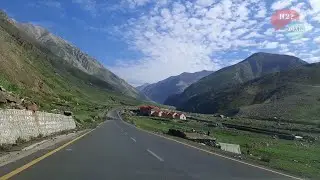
[1,110,298,180]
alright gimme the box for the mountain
[136,83,150,91]
[181,63,320,123]
[0,11,143,123]
[138,70,213,104]
[13,22,143,99]
[164,52,307,107]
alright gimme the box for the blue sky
[1,0,319,86]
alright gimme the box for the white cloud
[72,0,97,16]
[105,0,320,85]
[290,38,310,44]
[306,57,319,63]
[254,1,266,18]
[313,13,320,23]
[262,41,279,49]
[271,0,295,10]
[314,37,320,43]
[196,0,214,7]
[108,0,280,84]
[125,0,153,8]
[242,32,263,39]
[309,0,320,14]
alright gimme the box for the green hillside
[0,11,143,125]
[180,63,320,123]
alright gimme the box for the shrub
[261,155,271,163]
[16,137,27,144]
[0,144,12,152]
[37,134,44,138]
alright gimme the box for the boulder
[167,129,186,139]
[27,103,38,112]
[0,86,5,92]
[14,104,25,110]
[64,111,73,116]
[219,115,225,118]
[0,92,7,103]
[5,94,21,103]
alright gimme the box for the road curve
[0,110,299,180]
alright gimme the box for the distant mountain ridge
[138,70,213,104]
[165,52,308,108]
[181,62,320,123]
[13,22,144,99]
[136,83,150,91]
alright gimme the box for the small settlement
[139,105,187,120]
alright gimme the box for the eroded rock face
[26,103,38,112]
[0,87,39,111]
[0,91,7,103]
[0,89,23,108]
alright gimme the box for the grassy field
[122,113,320,179]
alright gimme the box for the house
[139,106,151,115]
[175,113,187,120]
[163,111,173,118]
[151,111,163,117]
[138,106,186,120]
[139,106,160,116]
[168,112,177,118]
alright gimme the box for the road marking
[116,110,302,180]
[147,149,164,162]
[130,137,136,142]
[22,140,48,151]
[114,121,124,132]
[0,129,95,180]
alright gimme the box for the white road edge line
[116,110,303,180]
[147,149,164,162]
[130,137,136,142]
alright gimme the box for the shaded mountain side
[0,11,143,123]
[179,63,320,123]
[139,70,213,104]
[165,52,307,107]
[136,83,150,91]
[13,21,144,99]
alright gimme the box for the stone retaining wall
[0,109,76,145]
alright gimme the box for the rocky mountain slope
[13,22,143,99]
[138,70,213,103]
[165,52,307,107]
[181,63,320,123]
[0,11,143,124]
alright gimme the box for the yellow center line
[0,129,94,180]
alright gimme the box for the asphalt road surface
[1,110,299,180]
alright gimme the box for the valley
[1,5,320,180]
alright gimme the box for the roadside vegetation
[122,110,320,179]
